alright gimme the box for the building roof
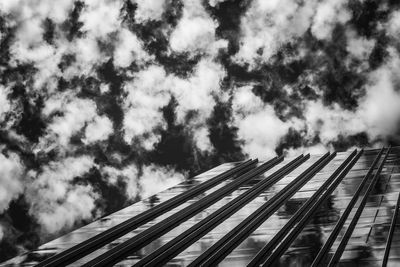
[3,147,400,266]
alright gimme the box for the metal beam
[82,156,295,267]
[311,147,385,267]
[189,153,333,266]
[36,159,260,267]
[328,147,390,266]
[382,193,400,267]
[248,149,358,267]
[260,149,364,266]
[135,153,327,266]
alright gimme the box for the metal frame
[82,156,295,267]
[135,153,329,266]
[36,159,259,267]
[311,147,386,266]
[328,147,390,266]
[248,149,359,267]
[189,153,334,267]
[382,192,400,267]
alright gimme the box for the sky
[1,0,400,262]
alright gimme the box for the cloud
[80,0,122,39]
[233,0,352,67]
[134,0,167,23]
[38,92,113,151]
[101,163,185,199]
[357,50,400,139]
[346,30,376,61]
[170,58,226,123]
[0,0,75,24]
[26,156,96,234]
[139,164,185,197]
[113,28,153,68]
[0,151,25,214]
[169,0,227,56]
[0,85,11,122]
[208,0,227,7]
[387,10,400,40]
[311,0,350,40]
[0,224,3,241]
[122,65,170,149]
[302,48,400,145]
[101,164,139,199]
[233,0,317,67]
[303,100,363,144]
[232,85,296,158]
[83,115,113,144]
[39,93,98,148]
[123,59,225,150]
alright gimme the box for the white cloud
[303,100,364,144]
[101,163,185,199]
[232,85,294,158]
[84,115,114,144]
[311,0,350,40]
[0,151,25,214]
[170,59,226,123]
[387,10,400,40]
[101,164,139,199]
[346,29,375,61]
[208,0,227,7]
[285,143,329,158]
[40,93,98,148]
[303,48,400,144]
[234,0,316,67]
[357,52,400,139]
[122,59,225,150]
[193,127,212,151]
[134,0,167,23]
[27,156,96,234]
[80,0,122,39]
[0,86,11,122]
[122,65,170,149]
[0,0,75,24]
[38,92,114,152]
[0,224,3,241]
[169,0,227,56]
[234,0,352,67]
[113,28,153,68]
[139,164,185,198]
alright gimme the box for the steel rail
[328,147,390,266]
[35,159,259,267]
[83,155,294,267]
[260,149,364,266]
[189,153,333,267]
[248,149,357,267]
[382,192,400,267]
[135,153,326,266]
[311,147,385,267]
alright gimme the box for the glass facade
[3,147,400,266]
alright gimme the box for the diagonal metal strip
[311,147,386,267]
[328,147,391,266]
[247,149,358,267]
[260,149,364,266]
[82,155,299,267]
[36,158,259,267]
[134,153,329,267]
[382,192,400,267]
[189,153,335,267]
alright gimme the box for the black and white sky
[1,0,400,262]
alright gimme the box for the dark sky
[1,0,400,262]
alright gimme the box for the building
[3,147,400,266]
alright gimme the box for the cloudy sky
[1,0,400,262]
